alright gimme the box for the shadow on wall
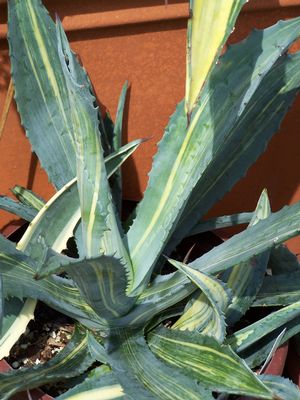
[0,0,300,236]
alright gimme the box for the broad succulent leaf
[149,328,272,398]
[40,255,135,320]
[56,366,128,400]
[106,329,213,400]
[16,139,143,258]
[0,297,36,359]
[170,19,300,253]
[224,189,271,326]
[0,235,106,329]
[111,81,129,214]
[189,201,300,275]
[241,316,300,369]
[105,140,144,181]
[227,300,300,353]
[0,196,37,221]
[148,327,272,398]
[127,20,300,295]
[8,0,78,189]
[0,326,96,400]
[185,0,247,114]
[259,375,300,400]
[87,333,107,364]
[254,270,300,306]
[189,211,253,236]
[11,186,45,211]
[169,259,231,342]
[17,177,79,256]
[56,21,133,292]
[137,272,194,307]
[114,273,194,329]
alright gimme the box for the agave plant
[1,0,300,398]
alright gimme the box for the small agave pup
[1,0,300,398]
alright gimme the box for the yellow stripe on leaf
[186,0,237,114]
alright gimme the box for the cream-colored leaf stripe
[149,330,273,398]
[170,259,230,341]
[61,386,125,400]
[0,298,36,359]
[186,0,236,114]
[130,94,209,262]
[17,177,77,252]
[18,0,76,165]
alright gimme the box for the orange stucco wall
[0,0,300,253]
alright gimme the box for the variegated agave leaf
[56,20,133,291]
[168,259,231,342]
[127,19,300,296]
[185,0,247,114]
[0,297,35,359]
[148,327,273,398]
[223,189,271,326]
[0,326,98,400]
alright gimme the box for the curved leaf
[16,139,143,260]
[0,297,36,359]
[241,316,300,369]
[8,0,77,188]
[185,0,246,114]
[57,366,129,400]
[189,211,253,236]
[254,270,300,306]
[12,186,45,211]
[0,235,106,329]
[169,259,231,342]
[170,20,300,253]
[227,300,300,353]
[0,196,37,221]
[224,189,271,326]
[189,201,300,276]
[127,19,300,295]
[148,327,272,398]
[56,21,132,288]
[259,375,300,400]
[0,326,96,400]
[106,329,213,400]
[111,81,129,214]
[38,255,135,320]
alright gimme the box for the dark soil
[6,302,74,369]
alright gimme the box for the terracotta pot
[285,337,300,387]
[237,341,289,400]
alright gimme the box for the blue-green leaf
[106,329,213,400]
[259,375,300,400]
[168,259,231,342]
[0,196,37,221]
[8,0,77,189]
[148,327,272,398]
[224,189,271,326]
[254,270,300,306]
[127,19,300,295]
[189,201,300,276]
[0,326,96,400]
[56,20,133,287]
